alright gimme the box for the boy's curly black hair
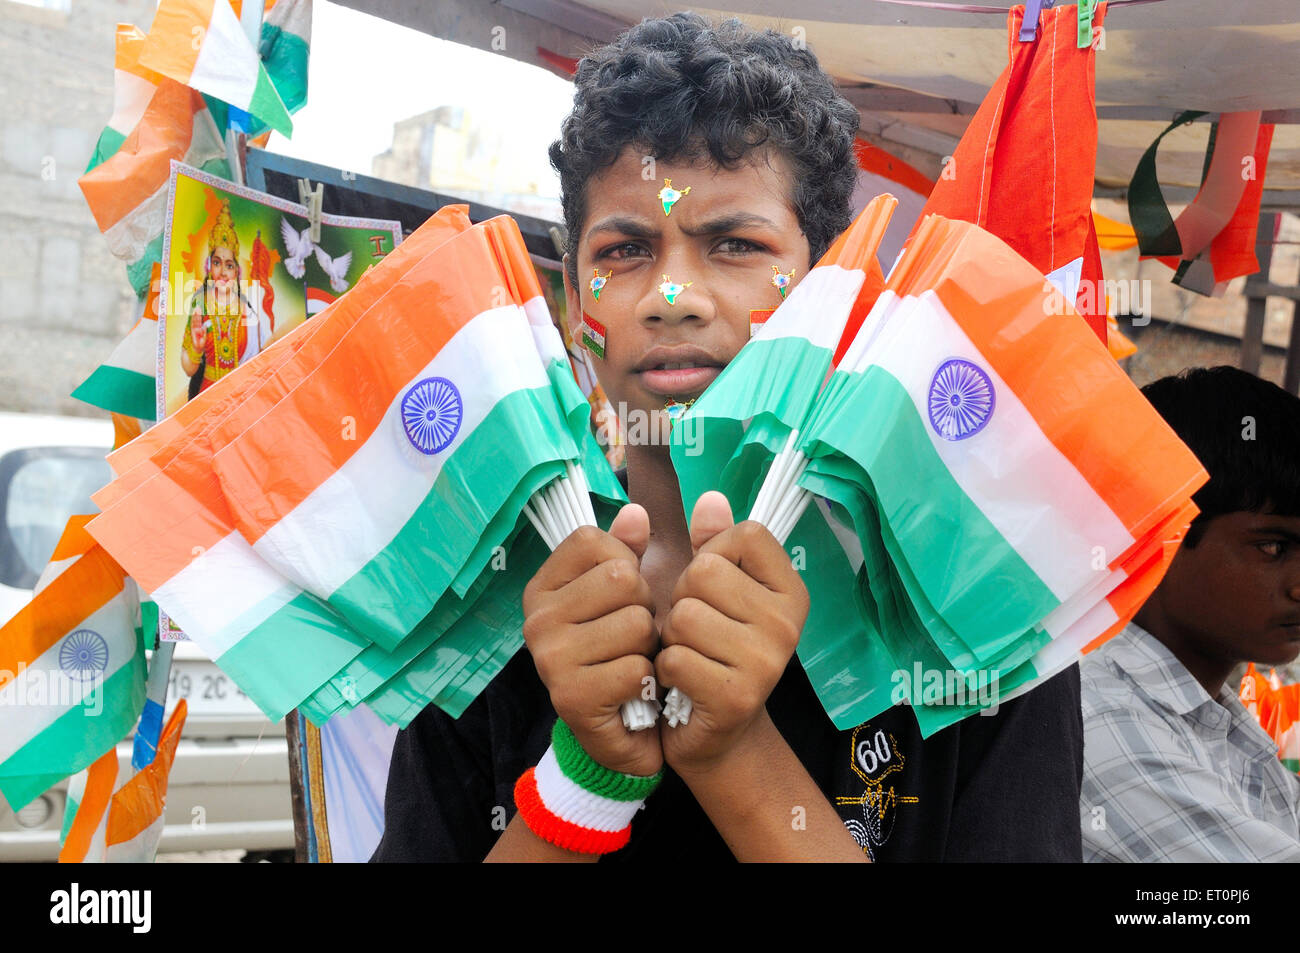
[549,12,861,287]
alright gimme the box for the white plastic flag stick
[523,500,557,549]
[527,472,661,732]
[534,487,566,544]
[750,430,798,524]
[551,478,583,537]
[767,456,811,545]
[772,487,814,546]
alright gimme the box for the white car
[0,412,294,861]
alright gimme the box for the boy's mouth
[635,345,726,397]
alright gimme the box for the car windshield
[5,453,113,581]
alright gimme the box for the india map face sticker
[928,358,995,441]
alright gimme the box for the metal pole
[1241,213,1275,376]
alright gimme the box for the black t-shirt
[371,621,1085,863]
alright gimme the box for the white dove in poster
[314,246,353,294]
[280,217,314,279]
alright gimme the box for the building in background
[372,105,562,222]
[0,0,150,416]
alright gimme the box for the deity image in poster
[179,199,276,398]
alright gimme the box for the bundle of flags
[673,198,1207,736]
[78,1,311,301]
[1240,664,1300,774]
[87,205,629,730]
[0,518,147,813]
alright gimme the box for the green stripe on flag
[0,658,145,812]
[126,234,165,299]
[71,364,156,420]
[672,335,835,519]
[325,385,581,649]
[803,367,1060,663]
[260,24,309,113]
[85,127,127,174]
[249,65,293,137]
[785,501,901,730]
[216,591,369,723]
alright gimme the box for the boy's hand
[657,492,809,779]
[521,504,663,778]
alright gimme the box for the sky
[265,0,576,198]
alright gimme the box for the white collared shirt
[1080,623,1300,862]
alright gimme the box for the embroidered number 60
[855,730,892,775]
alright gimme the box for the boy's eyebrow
[586,217,658,241]
[678,212,783,236]
[586,211,783,242]
[1248,526,1300,545]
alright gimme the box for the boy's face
[1154,511,1300,666]
[562,146,811,425]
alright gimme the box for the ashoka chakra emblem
[59,629,109,680]
[401,377,463,454]
[928,359,995,441]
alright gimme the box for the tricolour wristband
[513,720,663,855]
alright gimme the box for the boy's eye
[1256,540,1287,558]
[715,237,762,254]
[596,242,647,261]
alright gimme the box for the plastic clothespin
[1019,0,1045,42]
[1077,0,1098,48]
[297,177,324,242]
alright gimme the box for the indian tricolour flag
[670,194,896,519]
[59,701,188,863]
[72,263,162,421]
[260,0,311,116]
[78,81,230,296]
[57,747,118,864]
[207,217,583,650]
[86,25,164,173]
[801,214,1207,666]
[140,0,294,137]
[105,699,187,861]
[0,534,146,812]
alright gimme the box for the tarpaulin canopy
[335,0,1300,206]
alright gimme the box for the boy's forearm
[484,813,601,863]
[674,711,869,862]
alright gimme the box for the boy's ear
[560,252,582,338]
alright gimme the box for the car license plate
[165,660,264,717]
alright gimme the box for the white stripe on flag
[107,69,159,138]
[105,814,166,863]
[102,181,170,266]
[523,295,568,367]
[245,304,551,597]
[152,533,300,660]
[192,0,263,108]
[0,598,136,765]
[869,290,1134,601]
[750,265,866,350]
